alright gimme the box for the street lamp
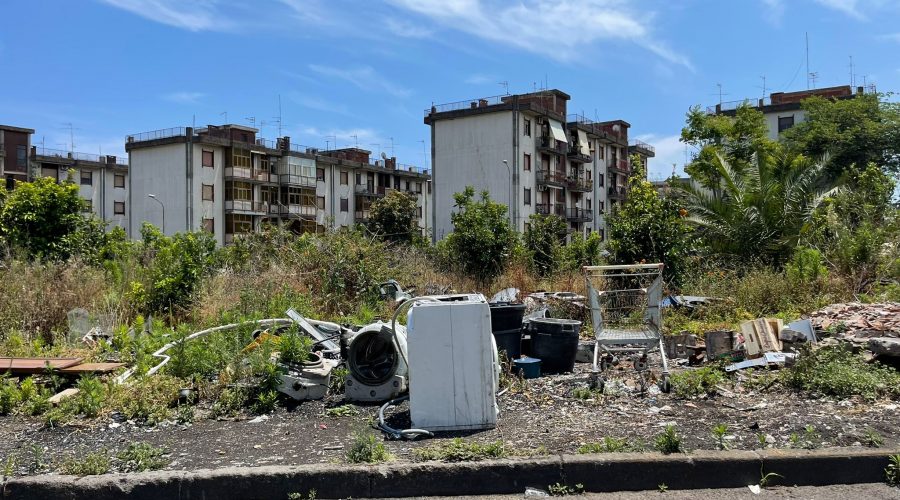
[501,160,512,228]
[148,194,165,234]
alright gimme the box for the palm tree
[677,148,839,264]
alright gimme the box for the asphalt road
[387,483,900,499]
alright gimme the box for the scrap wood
[58,362,126,374]
[47,388,79,406]
[0,357,82,375]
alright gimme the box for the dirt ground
[1,363,898,476]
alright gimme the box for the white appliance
[344,322,408,402]
[407,295,499,431]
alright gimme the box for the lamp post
[501,160,512,228]
[147,194,165,234]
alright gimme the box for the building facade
[0,125,35,189]
[424,90,653,242]
[709,85,872,140]
[126,124,431,245]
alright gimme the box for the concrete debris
[867,337,900,358]
[490,287,520,303]
[810,302,900,338]
[248,415,269,423]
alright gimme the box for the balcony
[278,204,317,218]
[355,183,387,197]
[629,139,655,156]
[567,207,593,223]
[224,167,258,181]
[538,136,567,155]
[536,169,567,188]
[567,145,592,164]
[253,170,277,183]
[278,174,316,187]
[354,210,371,223]
[567,175,592,192]
[608,185,627,199]
[608,159,630,174]
[224,200,269,214]
[535,203,566,217]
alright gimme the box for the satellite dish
[381,152,388,160]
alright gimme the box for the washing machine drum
[347,325,405,385]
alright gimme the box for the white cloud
[634,134,687,180]
[297,126,382,150]
[308,64,411,98]
[386,0,692,69]
[883,33,900,42]
[98,0,232,31]
[384,17,433,38]
[288,93,350,115]
[162,91,205,104]
[812,0,866,20]
[464,74,496,85]
[760,0,785,25]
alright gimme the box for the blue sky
[2,0,899,179]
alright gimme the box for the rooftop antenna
[756,75,768,100]
[351,134,359,148]
[272,95,283,137]
[809,72,819,89]
[220,111,228,124]
[417,139,427,168]
[709,84,729,106]
[498,81,509,95]
[60,122,78,151]
[849,55,855,87]
[245,116,256,127]
[389,137,395,157]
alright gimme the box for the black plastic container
[530,318,581,374]
[490,303,526,361]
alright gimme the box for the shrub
[71,375,106,417]
[278,328,312,366]
[414,438,507,462]
[887,454,900,487]
[523,214,566,277]
[577,437,629,454]
[654,425,683,454]
[782,344,900,400]
[110,375,181,424]
[445,187,515,280]
[562,231,604,271]
[369,190,419,243]
[117,442,168,472]
[253,390,279,414]
[346,431,390,464]
[669,366,724,398]
[0,377,21,415]
[61,451,110,476]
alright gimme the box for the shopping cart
[583,263,670,393]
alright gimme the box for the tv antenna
[709,83,729,106]
[272,95,284,137]
[756,76,768,100]
[498,81,509,95]
[220,111,228,124]
[417,139,427,168]
[60,122,79,151]
[848,55,855,87]
[389,137,395,157]
[325,135,336,151]
[245,116,256,127]
[351,134,359,148]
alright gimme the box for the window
[114,174,125,188]
[416,206,423,218]
[80,170,93,186]
[16,146,26,167]
[599,229,605,241]
[524,222,531,233]
[225,214,252,234]
[202,184,214,201]
[598,201,605,214]
[202,150,214,168]
[340,171,348,185]
[232,148,251,168]
[415,182,422,193]
[598,174,605,187]
[587,198,592,210]
[523,153,531,171]
[778,115,795,133]
[42,166,59,181]
[340,197,348,212]
[586,170,592,182]
[427,181,432,194]
[524,119,531,137]
[356,173,362,185]
[394,177,401,189]
[316,196,325,209]
[404,180,410,191]
[598,146,604,159]
[114,201,125,215]
[83,199,92,212]
[225,181,252,201]
[524,187,531,205]
[316,167,325,182]
[203,218,214,234]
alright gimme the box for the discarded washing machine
[407,294,499,431]
[343,322,408,402]
[276,352,338,401]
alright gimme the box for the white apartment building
[31,148,130,232]
[424,90,654,242]
[126,124,431,245]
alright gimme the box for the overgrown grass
[654,425,683,455]
[61,450,110,476]
[345,431,390,464]
[782,345,900,400]
[669,366,725,399]
[414,438,508,462]
[577,436,631,454]
[117,442,168,472]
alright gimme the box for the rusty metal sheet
[0,357,83,375]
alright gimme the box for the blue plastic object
[513,357,541,379]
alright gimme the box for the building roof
[0,125,35,134]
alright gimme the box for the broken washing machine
[343,322,408,402]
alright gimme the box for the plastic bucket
[489,303,526,332]
[493,328,523,361]
[530,318,581,374]
[513,357,541,379]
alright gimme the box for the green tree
[783,93,900,178]
[524,214,566,277]
[0,175,101,260]
[607,159,690,283]
[678,147,838,265]
[681,104,773,188]
[562,231,605,271]
[369,190,419,244]
[445,187,515,280]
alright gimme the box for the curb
[2,447,896,499]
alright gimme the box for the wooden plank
[766,318,785,351]
[753,318,780,353]
[0,357,82,375]
[58,362,126,374]
[48,388,79,406]
[740,321,761,358]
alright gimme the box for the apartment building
[0,125,35,189]
[424,90,654,242]
[126,124,431,245]
[709,84,873,140]
[31,147,130,231]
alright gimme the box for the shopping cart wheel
[588,372,605,392]
[633,355,648,372]
[659,376,671,394]
[599,355,614,372]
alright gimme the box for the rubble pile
[810,302,900,338]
